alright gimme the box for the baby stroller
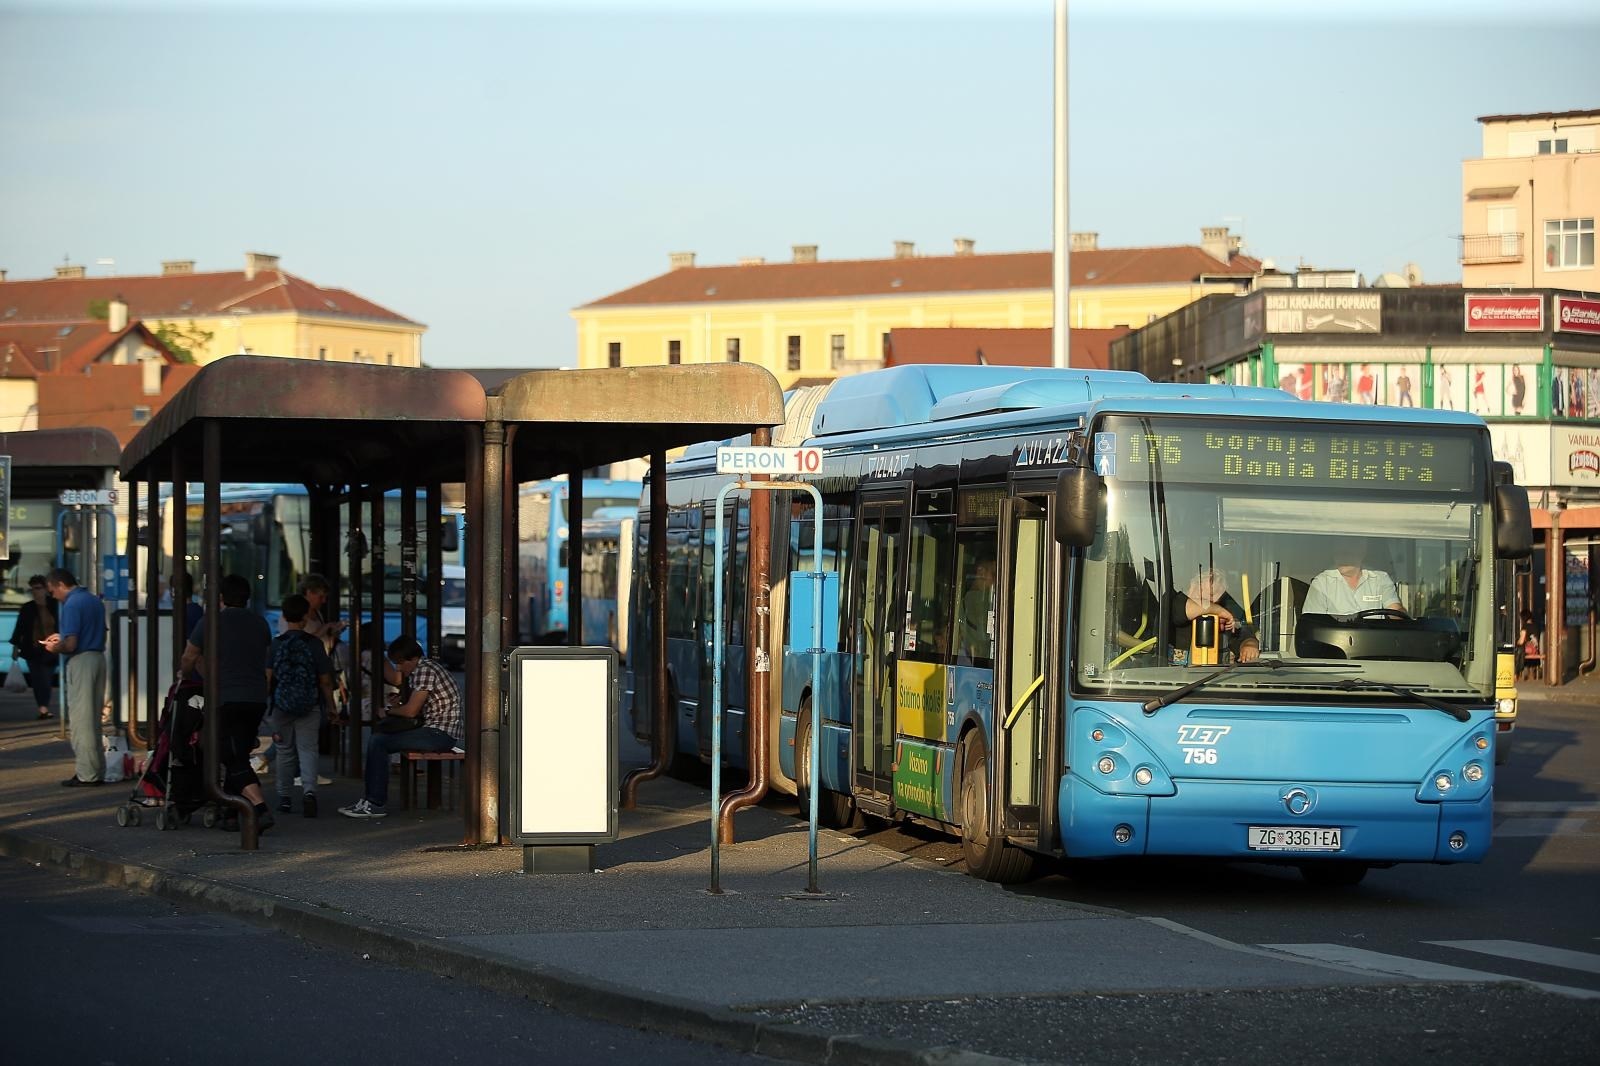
[115,678,206,830]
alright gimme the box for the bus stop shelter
[0,426,123,592]
[118,355,783,849]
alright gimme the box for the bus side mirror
[61,517,80,553]
[439,516,460,555]
[1054,468,1102,548]
[1493,483,1532,560]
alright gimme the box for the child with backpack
[268,593,337,817]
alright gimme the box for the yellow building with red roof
[572,230,1261,387]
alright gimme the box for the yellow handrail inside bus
[1005,673,1046,729]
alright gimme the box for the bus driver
[1302,537,1404,617]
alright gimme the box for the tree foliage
[152,321,211,365]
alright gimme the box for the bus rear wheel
[958,732,1035,884]
[796,705,855,829]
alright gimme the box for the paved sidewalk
[0,692,1407,1065]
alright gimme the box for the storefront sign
[1465,294,1544,332]
[1556,295,1600,336]
[1552,426,1600,485]
[1263,291,1381,334]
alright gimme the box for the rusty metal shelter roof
[492,364,785,478]
[119,356,487,485]
[0,427,122,496]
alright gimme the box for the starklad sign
[715,446,825,476]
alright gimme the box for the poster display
[1388,364,1420,408]
[1433,363,1468,412]
[1505,363,1538,417]
[1469,365,1502,417]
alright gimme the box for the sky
[1,1,1597,370]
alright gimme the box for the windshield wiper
[1140,659,1355,715]
[1332,678,1471,722]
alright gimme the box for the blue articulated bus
[517,477,641,641]
[630,364,1532,885]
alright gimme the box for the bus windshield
[1075,414,1495,701]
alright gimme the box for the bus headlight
[1097,756,1116,775]
[1496,698,1517,717]
[1463,762,1485,783]
[1434,772,1453,793]
[1134,767,1153,786]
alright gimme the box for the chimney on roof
[243,251,280,281]
[1069,232,1098,252]
[792,244,818,264]
[953,237,976,256]
[162,259,195,276]
[142,357,161,396]
[55,263,86,280]
[737,256,766,267]
[107,296,128,333]
[894,240,915,259]
[0,269,7,283]
[1200,226,1231,263]
[668,251,696,271]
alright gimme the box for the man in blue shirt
[42,568,108,787]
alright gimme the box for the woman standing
[9,575,60,719]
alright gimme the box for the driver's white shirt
[1303,568,1401,616]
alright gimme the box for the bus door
[852,493,906,805]
[994,492,1060,849]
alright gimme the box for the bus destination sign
[1096,418,1476,493]
[715,446,825,476]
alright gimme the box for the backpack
[270,630,323,718]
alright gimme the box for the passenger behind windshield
[1169,567,1259,666]
[1302,536,1405,617]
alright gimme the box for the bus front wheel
[958,732,1035,884]
[795,705,855,829]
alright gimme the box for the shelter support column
[426,481,443,661]
[718,428,773,843]
[125,479,141,747]
[345,484,366,778]
[143,475,160,749]
[502,426,518,650]
[476,406,506,844]
[621,450,670,809]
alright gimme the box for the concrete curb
[0,828,1024,1066]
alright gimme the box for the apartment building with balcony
[572,231,1261,389]
[1461,109,1598,293]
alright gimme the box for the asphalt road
[0,858,795,1066]
[828,697,1600,1002]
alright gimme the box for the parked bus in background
[169,484,455,646]
[629,365,1532,885]
[517,476,641,642]
[579,510,635,652]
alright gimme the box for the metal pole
[463,423,486,842]
[345,485,365,778]
[707,479,824,895]
[568,470,583,644]
[369,486,386,725]
[480,400,506,843]
[710,483,732,894]
[1051,0,1070,369]
[125,480,140,747]
[620,450,669,809]
[718,428,772,844]
[400,480,417,643]
[426,481,443,661]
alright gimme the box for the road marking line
[1494,816,1593,837]
[1260,943,1600,999]
[1429,940,1600,976]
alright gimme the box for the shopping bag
[102,735,128,783]
[4,661,26,693]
